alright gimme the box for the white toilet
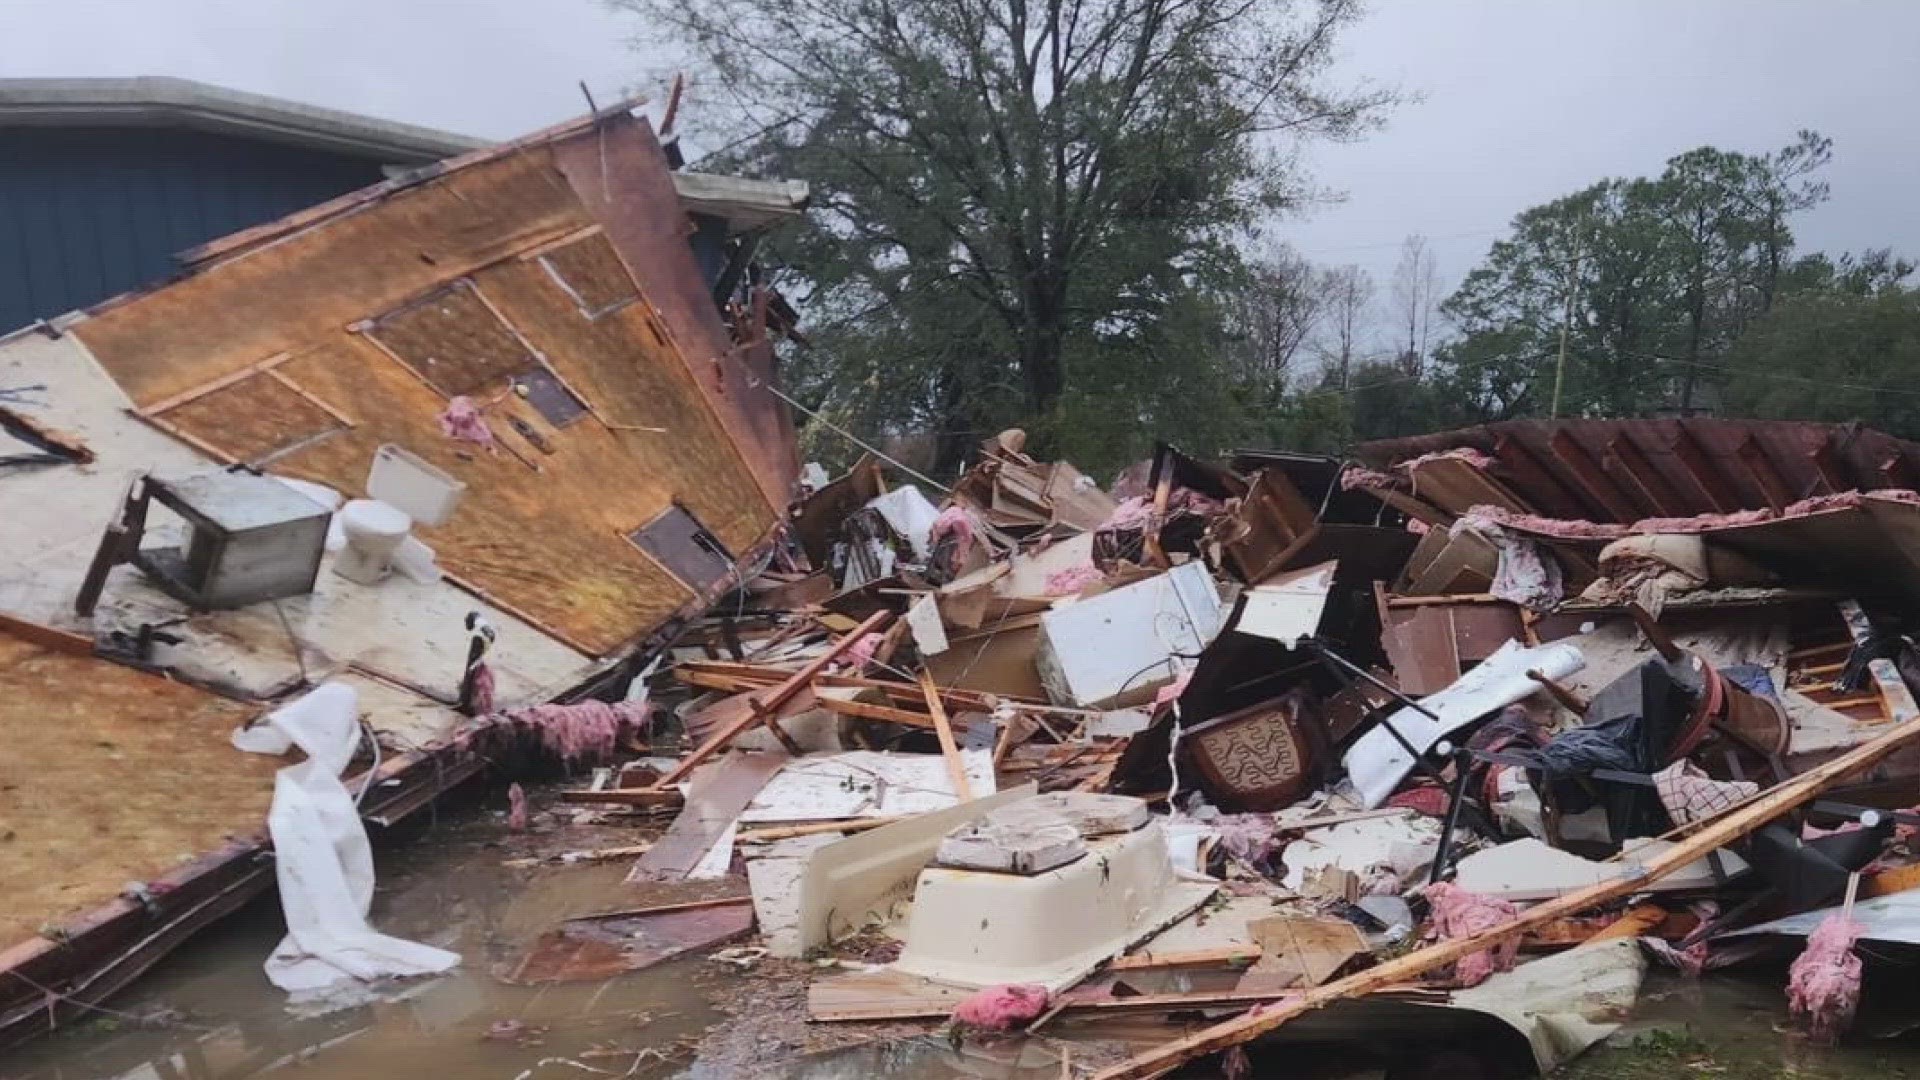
[332,445,466,585]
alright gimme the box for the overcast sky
[5,0,1916,343]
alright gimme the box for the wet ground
[12,789,1920,1080]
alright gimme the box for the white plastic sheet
[238,682,459,1003]
[866,485,942,559]
[1343,639,1584,808]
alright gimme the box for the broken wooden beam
[920,669,973,800]
[553,788,685,808]
[736,816,905,843]
[1091,702,1920,1079]
[650,610,891,791]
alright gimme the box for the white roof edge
[0,76,486,163]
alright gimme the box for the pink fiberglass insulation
[1099,495,1155,532]
[951,984,1050,1031]
[497,699,651,768]
[929,505,979,565]
[1213,813,1284,870]
[437,395,496,449]
[838,632,880,674]
[1400,447,1497,474]
[1153,669,1194,710]
[469,661,497,716]
[1462,489,1920,541]
[507,783,529,831]
[1788,911,1864,1044]
[1338,464,1399,492]
[1170,487,1227,516]
[1044,563,1105,596]
[1423,881,1521,987]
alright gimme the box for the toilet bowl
[334,499,412,584]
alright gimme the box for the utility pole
[1549,253,1580,420]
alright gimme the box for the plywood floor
[0,631,278,948]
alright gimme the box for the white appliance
[334,444,465,585]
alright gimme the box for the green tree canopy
[615,0,1394,475]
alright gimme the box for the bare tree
[1390,233,1440,374]
[1229,244,1331,398]
[1318,265,1374,390]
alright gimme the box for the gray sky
[5,0,1916,345]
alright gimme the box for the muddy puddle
[13,792,1920,1080]
[0,795,1063,1080]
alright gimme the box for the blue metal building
[0,77,483,332]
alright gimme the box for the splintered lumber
[632,750,789,881]
[736,816,904,843]
[553,788,685,808]
[652,611,891,791]
[1091,707,1920,1079]
[919,669,973,800]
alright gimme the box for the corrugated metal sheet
[1357,419,1920,524]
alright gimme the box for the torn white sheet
[1453,836,1748,901]
[1277,813,1443,892]
[1450,938,1646,1072]
[243,682,459,1004]
[1728,886,1920,945]
[906,593,949,656]
[739,749,996,822]
[1344,639,1584,808]
[866,486,942,560]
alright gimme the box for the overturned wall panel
[69,119,786,655]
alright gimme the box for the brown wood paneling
[540,232,640,316]
[0,630,273,950]
[75,148,583,408]
[271,338,697,654]
[159,370,343,463]
[367,282,534,397]
[553,115,799,510]
[471,257,773,555]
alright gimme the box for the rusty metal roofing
[1356,419,1920,524]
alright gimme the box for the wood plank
[1091,698,1920,1079]
[735,817,904,843]
[552,788,685,807]
[920,669,973,800]
[1108,946,1262,972]
[629,750,788,881]
[0,610,93,656]
[650,610,892,790]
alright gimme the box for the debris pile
[499,418,1920,1077]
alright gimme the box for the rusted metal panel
[551,114,799,511]
[1359,420,1920,525]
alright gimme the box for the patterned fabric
[1653,759,1757,827]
